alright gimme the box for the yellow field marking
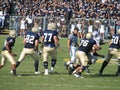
[63,58,70,62]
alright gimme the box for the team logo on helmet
[47,23,56,30]
[9,30,16,38]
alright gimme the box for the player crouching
[0,30,17,76]
[68,64,84,78]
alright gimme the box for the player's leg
[50,49,57,73]
[99,51,112,75]
[0,52,6,69]
[65,46,76,70]
[70,46,76,67]
[16,48,27,68]
[30,51,40,74]
[43,47,49,75]
[116,61,120,76]
[5,51,17,76]
[116,52,120,76]
[75,51,86,77]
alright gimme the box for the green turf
[0,35,120,90]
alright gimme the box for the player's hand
[99,55,105,58]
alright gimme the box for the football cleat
[64,63,69,70]
[44,69,49,75]
[73,74,84,78]
[68,67,73,75]
[10,70,13,74]
[85,67,91,74]
[35,71,41,75]
[73,73,80,78]
[44,72,48,75]
[116,72,120,76]
[98,71,103,76]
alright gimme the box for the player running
[99,29,120,76]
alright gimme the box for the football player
[99,29,120,76]
[41,22,60,75]
[64,27,79,70]
[16,27,40,74]
[75,33,99,77]
[0,30,17,76]
[68,64,84,78]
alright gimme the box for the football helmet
[86,33,92,39]
[118,29,120,34]
[32,27,38,33]
[47,23,56,30]
[9,30,16,38]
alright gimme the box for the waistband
[44,44,55,48]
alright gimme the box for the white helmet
[47,23,56,30]
[31,27,38,33]
[9,30,16,38]
[86,33,92,39]
[118,29,120,34]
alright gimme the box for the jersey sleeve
[7,37,14,43]
[68,34,72,40]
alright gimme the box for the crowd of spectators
[0,0,120,38]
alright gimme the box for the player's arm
[93,44,100,51]
[54,36,60,48]
[68,39,70,49]
[23,38,26,45]
[34,39,39,52]
[5,41,11,53]
[6,41,17,56]
[40,35,44,49]
[41,35,44,43]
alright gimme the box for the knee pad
[51,59,56,67]
[43,61,48,69]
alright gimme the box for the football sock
[117,62,120,73]
[43,61,48,69]
[69,63,73,68]
[12,64,17,76]
[13,70,17,76]
[0,65,3,69]
[51,59,56,67]
[77,72,81,76]
[99,61,108,73]
[34,61,39,72]
[16,61,21,68]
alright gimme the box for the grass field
[0,35,120,90]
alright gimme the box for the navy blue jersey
[2,37,15,51]
[24,31,39,48]
[78,38,96,54]
[109,34,120,49]
[43,30,57,47]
